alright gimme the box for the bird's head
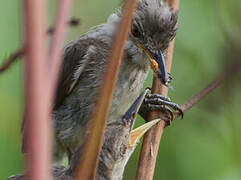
[130,0,178,86]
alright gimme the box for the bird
[9,90,163,180]
[22,0,182,164]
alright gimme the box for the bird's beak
[129,118,161,147]
[137,43,170,86]
[122,89,149,130]
[121,88,162,148]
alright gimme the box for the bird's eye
[131,25,141,38]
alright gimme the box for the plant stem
[23,0,51,179]
[136,0,179,179]
[74,0,138,179]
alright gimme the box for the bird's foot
[138,92,183,126]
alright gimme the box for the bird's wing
[54,37,111,108]
[22,38,93,153]
[54,39,90,108]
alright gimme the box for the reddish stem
[48,0,73,103]
[75,0,138,179]
[23,0,52,179]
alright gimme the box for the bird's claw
[141,93,183,126]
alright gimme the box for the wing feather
[54,40,90,108]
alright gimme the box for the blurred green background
[0,0,240,179]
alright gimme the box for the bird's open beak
[121,88,162,148]
[129,118,161,147]
[137,43,170,86]
[122,89,149,131]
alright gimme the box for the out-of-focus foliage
[0,0,240,179]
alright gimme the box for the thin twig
[47,17,80,35]
[74,0,138,179]
[177,60,241,116]
[23,0,51,179]
[136,0,179,179]
[0,47,25,73]
[135,59,240,180]
[0,17,80,74]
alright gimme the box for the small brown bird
[22,0,182,163]
[9,90,163,180]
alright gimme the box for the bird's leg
[138,92,183,125]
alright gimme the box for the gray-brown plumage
[8,90,152,180]
[22,0,180,163]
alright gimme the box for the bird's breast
[108,61,149,124]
